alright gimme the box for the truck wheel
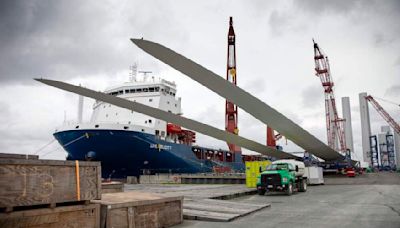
[257,188,266,195]
[285,182,293,196]
[299,179,307,192]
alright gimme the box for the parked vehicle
[256,159,307,196]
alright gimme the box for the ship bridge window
[129,89,135,93]
[192,148,202,159]
[111,92,118,96]
[217,151,224,161]
[149,99,153,102]
[226,152,234,162]
[118,90,123,95]
[125,89,129,93]
[143,88,148,92]
[137,88,142,92]
[155,87,160,92]
[149,87,155,92]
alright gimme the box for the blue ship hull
[54,130,245,178]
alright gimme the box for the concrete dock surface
[176,173,400,228]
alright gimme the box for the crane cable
[372,95,400,108]
[34,138,56,155]
[38,133,88,158]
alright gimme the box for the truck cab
[256,160,307,196]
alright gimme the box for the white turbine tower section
[359,92,372,165]
[77,95,84,124]
[394,132,400,168]
[341,97,354,153]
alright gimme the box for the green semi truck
[256,159,307,196]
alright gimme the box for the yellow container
[245,160,271,188]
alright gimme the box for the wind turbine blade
[35,78,297,159]
[130,38,343,161]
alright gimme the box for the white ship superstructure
[58,75,182,141]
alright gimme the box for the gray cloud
[294,0,365,14]
[301,85,323,108]
[0,0,187,85]
[385,85,400,97]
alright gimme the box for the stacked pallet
[0,153,39,160]
[101,181,124,193]
[0,156,101,228]
[92,191,183,228]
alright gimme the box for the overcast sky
[0,0,399,161]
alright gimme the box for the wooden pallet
[0,203,100,228]
[183,198,270,222]
[0,159,101,208]
[92,191,183,228]
[0,153,38,160]
[101,181,124,194]
[0,200,91,213]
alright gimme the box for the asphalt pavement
[177,173,400,228]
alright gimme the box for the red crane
[267,127,283,148]
[365,95,400,135]
[313,40,347,152]
[225,17,241,153]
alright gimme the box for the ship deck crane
[225,17,241,153]
[365,95,400,135]
[267,126,285,148]
[313,40,347,153]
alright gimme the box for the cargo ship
[53,73,245,178]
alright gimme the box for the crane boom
[225,17,241,153]
[365,95,400,135]
[313,40,347,152]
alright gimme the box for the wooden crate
[102,182,124,194]
[0,159,101,209]
[0,153,39,160]
[92,191,183,228]
[0,203,100,228]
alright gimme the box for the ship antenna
[129,63,138,82]
[138,71,152,81]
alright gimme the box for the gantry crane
[225,17,241,153]
[365,95,400,134]
[313,40,347,153]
